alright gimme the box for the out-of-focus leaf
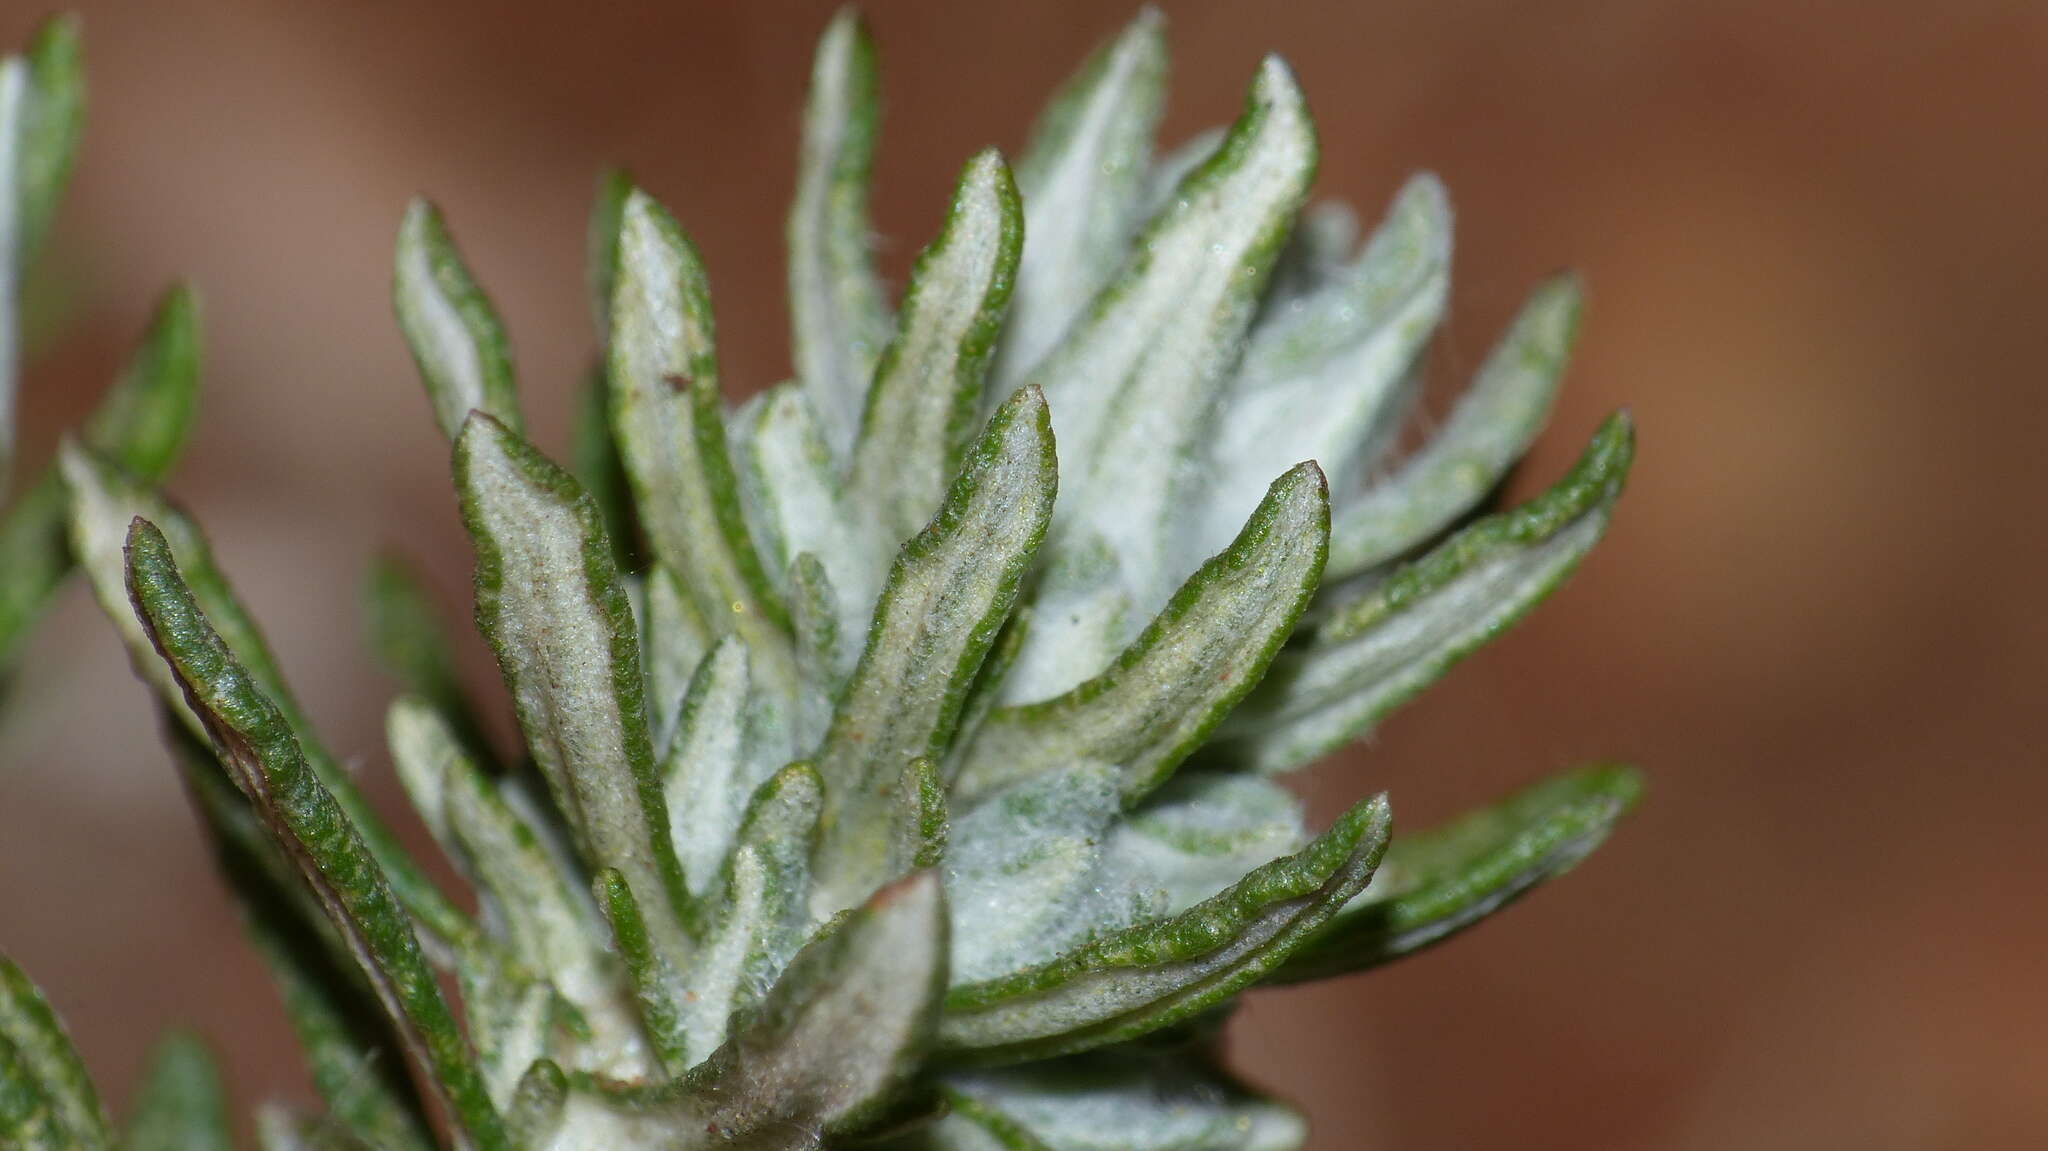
[62,447,474,949]
[1272,764,1641,983]
[121,1033,230,1151]
[788,6,889,459]
[0,285,197,663]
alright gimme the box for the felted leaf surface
[455,412,691,971]
[1199,174,1450,555]
[848,149,1022,546]
[919,1047,1307,1151]
[939,795,1389,1063]
[608,189,789,661]
[525,873,945,1150]
[954,461,1327,806]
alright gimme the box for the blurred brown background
[1,0,2043,1147]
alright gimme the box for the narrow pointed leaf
[11,15,80,271]
[121,1033,229,1151]
[0,286,197,663]
[455,412,693,969]
[1010,59,1319,702]
[124,519,508,1151]
[661,635,756,898]
[848,148,1023,544]
[1273,764,1641,983]
[939,795,1389,1063]
[593,869,692,1074]
[673,762,824,1067]
[387,695,652,1083]
[788,6,889,457]
[1211,412,1633,774]
[0,16,82,470]
[787,551,846,745]
[1201,175,1450,552]
[994,7,1166,388]
[956,461,1328,805]
[63,447,474,948]
[1327,275,1579,577]
[83,284,203,480]
[811,385,1056,916]
[0,956,106,1149]
[394,199,520,439]
[733,383,877,640]
[609,189,792,655]
[930,1048,1307,1151]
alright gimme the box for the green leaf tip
[124,1031,231,1151]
